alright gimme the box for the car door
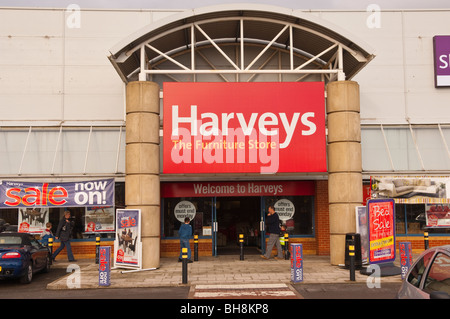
[402,251,436,298]
[29,238,46,271]
[422,252,450,298]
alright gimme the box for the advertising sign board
[0,179,115,208]
[290,243,303,283]
[434,35,450,87]
[114,209,141,270]
[425,204,450,227]
[163,82,326,174]
[367,199,396,264]
[98,246,111,287]
[399,242,413,280]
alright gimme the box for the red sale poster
[367,199,396,264]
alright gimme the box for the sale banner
[367,199,396,264]
[163,82,326,174]
[98,246,111,287]
[0,179,115,208]
[114,209,141,269]
[399,242,413,280]
[290,243,303,283]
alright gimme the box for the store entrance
[215,196,261,255]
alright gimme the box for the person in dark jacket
[261,205,283,260]
[52,210,76,262]
[178,217,193,263]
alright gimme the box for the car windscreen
[0,236,23,246]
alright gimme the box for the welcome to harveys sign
[163,82,326,174]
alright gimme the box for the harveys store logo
[163,82,326,174]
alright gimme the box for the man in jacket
[178,217,193,263]
[52,210,76,262]
[261,205,283,260]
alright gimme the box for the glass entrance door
[212,196,262,256]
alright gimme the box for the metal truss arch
[108,4,375,84]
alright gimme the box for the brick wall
[315,180,330,255]
[396,236,450,253]
[160,239,213,257]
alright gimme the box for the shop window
[264,196,314,236]
[162,197,213,238]
[395,203,450,235]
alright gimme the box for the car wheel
[20,263,33,284]
[42,255,51,273]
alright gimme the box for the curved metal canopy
[108,4,375,83]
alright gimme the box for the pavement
[46,254,405,291]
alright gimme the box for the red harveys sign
[163,82,326,174]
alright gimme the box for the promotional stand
[360,199,400,277]
[112,209,158,273]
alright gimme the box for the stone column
[326,81,362,266]
[125,81,160,269]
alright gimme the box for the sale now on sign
[367,199,396,264]
[163,82,326,174]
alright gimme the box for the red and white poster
[163,82,326,174]
[425,204,450,227]
[367,199,396,264]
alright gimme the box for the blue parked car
[0,232,51,284]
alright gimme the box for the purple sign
[0,178,115,208]
[433,35,450,87]
[290,243,303,283]
[99,246,111,286]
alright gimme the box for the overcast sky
[0,0,449,10]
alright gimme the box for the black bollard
[424,231,429,250]
[239,234,244,260]
[182,247,188,284]
[349,240,356,281]
[95,236,101,264]
[194,234,199,261]
[48,237,53,265]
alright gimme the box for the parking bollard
[284,233,290,260]
[182,247,188,284]
[348,240,356,281]
[95,236,101,264]
[194,234,199,261]
[239,234,244,260]
[48,237,53,265]
[424,231,429,250]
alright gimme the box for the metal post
[95,236,101,264]
[48,237,53,265]
[182,247,188,284]
[194,234,199,261]
[284,233,290,260]
[424,231,429,250]
[349,239,356,281]
[239,234,244,260]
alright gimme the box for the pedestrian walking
[261,205,283,260]
[52,210,76,262]
[178,217,193,263]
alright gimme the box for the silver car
[397,245,450,299]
